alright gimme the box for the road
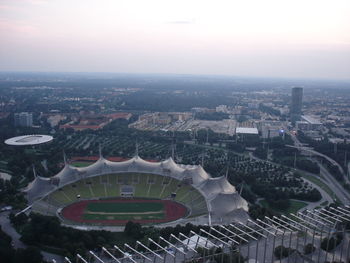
[0,211,64,263]
[287,144,347,181]
[249,152,333,209]
[190,139,336,211]
[286,130,350,205]
[0,212,26,249]
[316,160,350,204]
[286,129,347,179]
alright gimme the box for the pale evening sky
[0,0,349,79]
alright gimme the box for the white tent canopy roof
[25,154,249,224]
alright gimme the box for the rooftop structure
[259,121,284,139]
[24,153,249,226]
[72,206,350,263]
[4,134,53,146]
[301,115,322,125]
[296,115,323,131]
[235,127,259,135]
[60,112,132,131]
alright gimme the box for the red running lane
[61,198,187,226]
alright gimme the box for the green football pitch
[82,201,165,221]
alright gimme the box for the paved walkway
[0,212,26,249]
[0,211,64,263]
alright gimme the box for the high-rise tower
[290,87,303,124]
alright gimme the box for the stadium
[24,152,249,228]
[5,134,53,146]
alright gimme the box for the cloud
[0,18,39,35]
[166,19,195,25]
[0,4,9,10]
[25,0,48,5]
[0,0,47,5]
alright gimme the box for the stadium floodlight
[113,245,137,263]
[313,209,338,224]
[229,223,257,241]
[136,241,163,260]
[281,215,312,232]
[319,208,342,221]
[209,227,240,245]
[64,257,73,263]
[179,233,193,248]
[219,225,249,242]
[186,231,201,250]
[265,217,293,232]
[240,221,266,263]
[290,213,319,230]
[229,223,257,263]
[102,247,121,263]
[264,218,286,262]
[273,216,300,263]
[148,238,175,258]
[170,234,197,252]
[329,207,350,221]
[272,216,299,231]
[247,219,275,263]
[256,218,283,234]
[302,211,333,228]
[199,228,229,247]
[337,206,350,215]
[89,251,105,263]
[178,232,197,250]
[324,207,350,222]
[77,254,88,263]
[125,243,152,262]
[319,208,342,222]
[247,219,276,236]
[159,236,186,255]
[300,211,330,226]
[346,239,350,263]
[239,221,267,238]
[189,230,217,249]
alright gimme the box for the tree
[10,212,28,227]
[274,245,293,259]
[124,221,143,239]
[303,243,316,254]
[320,234,343,252]
[0,226,14,263]
[14,247,43,263]
[214,251,244,263]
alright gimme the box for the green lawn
[320,201,329,206]
[83,200,165,221]
[259,199,308,215]
[71,161,93,167]
[86,201,164,213]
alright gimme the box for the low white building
[296,115,323,131]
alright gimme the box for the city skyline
[0,71,349,263]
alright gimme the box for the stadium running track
[61,198,187,225]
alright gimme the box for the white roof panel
[5,135,53,146]
[236,127,259,135]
